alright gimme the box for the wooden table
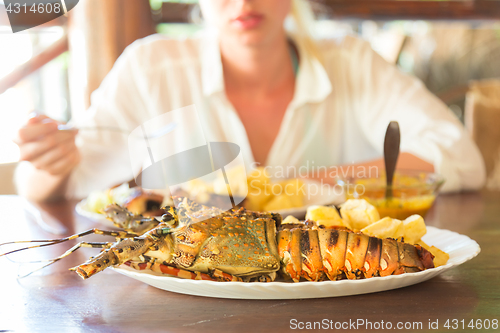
[0,192,499,332]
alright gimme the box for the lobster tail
[277,225,434,282]
[318,229,348,281]
[345,233,370,279]
[380,238,402,276]
[364,237,382,278]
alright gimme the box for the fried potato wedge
[282,215,301,224]
[360,217,404,239]
[340,199,380,230]
[306,205,348,228]
[403,215,427,244]
[417,240,449,267]
[264,194,294,211]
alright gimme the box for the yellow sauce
[343,173,439,220]
[358,195,435,220]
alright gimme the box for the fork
[57,123,177,139]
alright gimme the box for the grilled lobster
[278,223,434,282]
[0,197,434,282]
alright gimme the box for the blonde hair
[288,0,323,64]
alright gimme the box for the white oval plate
[75,199,114,227]
[112,226,480,299]
[75,199,163,228]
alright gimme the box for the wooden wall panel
[316,0,500,21]
[68,0,155,111]
[159,1,500,22]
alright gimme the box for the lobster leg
[124,260,218,281]
[124,260,244,282]
[0,229,138,258]
[103,204,166,234]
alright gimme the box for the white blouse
[64,32,485,198]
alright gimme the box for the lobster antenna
[0,229,137,258]
[15,242,111,279]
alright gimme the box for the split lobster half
[1,197,434,282]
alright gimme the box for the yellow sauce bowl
[339,171,445,220]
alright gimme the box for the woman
[14,0,485,202]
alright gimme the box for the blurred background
[0,0,499,193]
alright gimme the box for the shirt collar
[289,33,332,107]
[200,31,332,106]
[201,30,225,96]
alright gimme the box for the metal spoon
[384,121,401,199]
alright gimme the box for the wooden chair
[465,79,500,190]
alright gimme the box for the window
[0,24,69,164]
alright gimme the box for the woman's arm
[15,40,150,201]
[309,153,434,185]
[346,152,434,173]
[348,38,485,192]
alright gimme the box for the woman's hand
[15,115,81,176]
